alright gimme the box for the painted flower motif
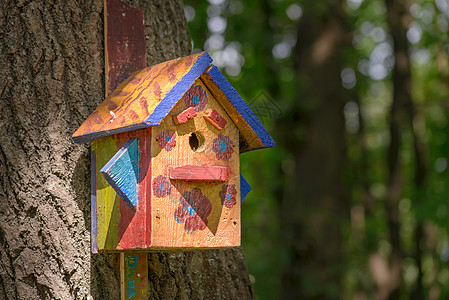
[174,188,212,234]
[183,85,208,112]
[158,129,176,151]
[219,184,237,209]
[152,175,172,198]
[212,134,235,161]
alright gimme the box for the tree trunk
[279,2,350,299]
[384,0,427,299]
[0,0,253,299]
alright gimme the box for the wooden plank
[117,128,152,250]
[200,67,275,153]
[204,108,227,130]
[91,146,98,253]
[173,107,197,125]
[93,135,121,250]
[120,253,125,300]
[141,129,152,248]
[100,138,139,209]
[121,253,149,300]
[169,165,229,182]
[105,0,146,96]
[150,79,241,248]
[72,52,212,144]
[93,129,151,251]
[94,0,152,252]
[103,2,150,299]
[146,53,212,125]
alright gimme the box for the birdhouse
[73,51,274,252]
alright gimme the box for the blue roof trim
[240,174,251,202]
[206,66,275,149]
[146,52,213,125]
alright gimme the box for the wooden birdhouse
[73,51,275,252]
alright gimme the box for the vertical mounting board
[120,253,149,300]
[104,0,148,299]
[105,0,147,96]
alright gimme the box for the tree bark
[279,2,350,299]
[0,0,253,299]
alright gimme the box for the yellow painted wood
[73,52,206,140]
[93,128,152,252]
[92,135,121,250]
[150,79,241,248]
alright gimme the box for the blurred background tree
[184,0,449,299]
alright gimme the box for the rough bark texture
[279,2,350,299]
[0,0,253,299]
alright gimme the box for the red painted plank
[104,0,149,250]
[204,109,227,130]
[105,0,147,96]
[104,1,149,299]
[117,128,152,249]
[172,107,197,125]
[169,165,229,182]
[142,129,152,248]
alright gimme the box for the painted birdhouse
[73,51,274,252]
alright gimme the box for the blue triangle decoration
[240,174,251,202]
[100,138,139,209]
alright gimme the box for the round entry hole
[189,132,205,152]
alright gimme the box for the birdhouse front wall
[150,79,241,249]
[91,128,152,252]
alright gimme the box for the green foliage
[184,0,449,298]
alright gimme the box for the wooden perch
[204,108,227,130]
[169,165,229,182]
[173,107,197,125]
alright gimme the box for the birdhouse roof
[73,51,275,153]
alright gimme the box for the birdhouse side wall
[149,79,241,249]
[91,128,152,252]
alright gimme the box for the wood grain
[105,0,146,96]
[74,50,275,155]
[173,107,197,125]
[92,128,151,251]
[100,138,139,209]
[120,252,149,299]
[150,78,241,248]
[169,165,229,182]
[73,52,212,143]
[200,66,275,153]
[204,108,227,130]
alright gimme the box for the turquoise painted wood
[100,138,139,209]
